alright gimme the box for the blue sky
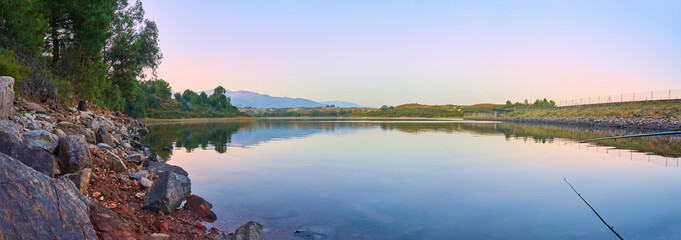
[144,0,681,106]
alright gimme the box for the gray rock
[80,110,94,120]
[147,162,189,176]
[0,152,97,239]
[124,153,144,162]
[68,107,78,113]
[83,129,95,143]
[142,171,185,214]
[105,151,127,173]
[89,117,116,132]
[96,127,115,146]
[139,177,153,188]
[25,120,40,130]
[129,170,149,179]
[147,162,191,195]
[0,76,14,120]
[60,168,93,195]
[0,130,59,177]
[56,135,93,174]
[226,221,264,240]
[97,143,112,149]
[0,120,23,141]
[22,129,59,153]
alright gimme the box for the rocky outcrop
[56,135,93,174]
[225,221,264,240]
[500,116,681,131]
[142,171,185,214]
[0,76,14,120]
[0,152,97,239]
[0,130,59,177]
[89,202,136,240]
[23,129,60,153]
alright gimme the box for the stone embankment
[0,76,261,240]
[499,116,681,131]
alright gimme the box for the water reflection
[143,119,681,161]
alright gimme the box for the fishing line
[564,178,624,240]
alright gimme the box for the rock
[96,127,115,146]
[56,121,85,135]
[184,195,217,222]
[147,162,191,195]
[61,168,93,195]
[226,221,264,240]
[106,151,127,173]
[24,101,47,112]
[153,220,170,232]
[35,113,51,120]
[0,76,14,120]
[151,233,170,240]
[41,87,58,110]
[97,143,112,149]
[150,152,163,162]
[25,120,40,130]
[124,153,144,162]
[142,171,185,214]
[139,177,153,188]
[123,142,132,150]
[90,117,116,132]
[0,130,59,177]
[162,146,172,152]
[0,152,97,239]
[78,99,88,111]
[80,110,94,120]
[83,129,96,143]
[0,120,23,141]
[147,162,189,176]
[56,135,94,174]
[53,128,67,137]
[129,170,149,179]
[68,107,78,113]
[89,202,136,240]
[22,129,59,153]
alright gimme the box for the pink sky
[144,0,681,106]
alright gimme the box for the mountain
[199,89,366,108]
[319,101,364,108]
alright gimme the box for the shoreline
[498,116,681,131]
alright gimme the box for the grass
[505,100,681,118]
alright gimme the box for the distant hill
[198,89,365,108]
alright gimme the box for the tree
[380,105,389,110]
[173,92,182,101]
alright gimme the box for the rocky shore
[499,116,681,131]
[0,76,262,240]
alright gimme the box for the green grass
[505,101,681,118]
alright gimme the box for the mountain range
[199,89,367,108]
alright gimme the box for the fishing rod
[579,131,681,143]
[564,178,624,240]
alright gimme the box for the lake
[142,118,681,239]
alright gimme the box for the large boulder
[22,129,59,153]
[147,162,191,195]
[147,162,189,176]
[0,130,58,177]
[0,76,14,120]
[142,171,185,214]
[56,135,93,174]
[226,221,263,240]
[89,202,136,240]
[60,168,93,195]
[0,152,97,239]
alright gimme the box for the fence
[555,89,681,107]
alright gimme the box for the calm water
[143,119,681,239]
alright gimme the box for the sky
[143,0,681,107]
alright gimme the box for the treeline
[0,0,244,118]
[148,87,248,119]
[504,98,556,109]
